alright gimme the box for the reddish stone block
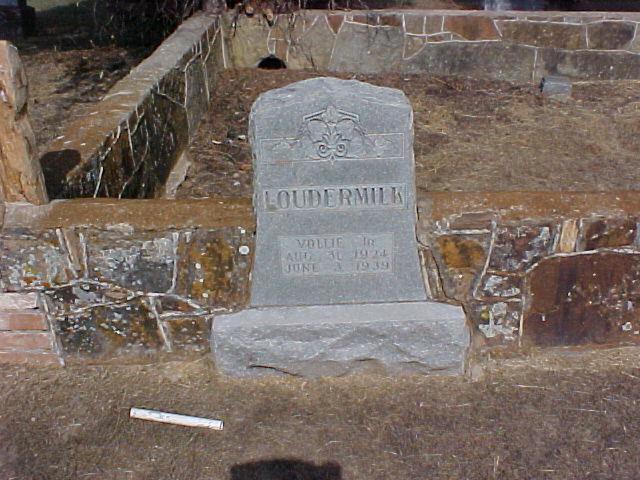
[424,16,444,35]
[0,350,62,365]
[587,21,636,50]
[0,310,47,331]
[379,14,401,28]
[523,252,640,346]
[579,218,637,251]
[443,15,499,41]
[448,211,495,231]
[0,332,51,350]
[326,14,344,34]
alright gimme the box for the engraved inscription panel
[280,234,394,276]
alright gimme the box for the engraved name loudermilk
[262,184,407,211]
[248,77,427,307]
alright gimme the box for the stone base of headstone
[212,302,469,378]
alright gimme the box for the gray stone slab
[541,75,572,100]
[403,42,537,85]
[212,301,469,377]
[536,48,640,82]
[329,22,404,74]
[249,77,426,307]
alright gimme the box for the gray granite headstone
[212,78,468,377]
[250,78,425,307]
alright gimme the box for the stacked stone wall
[40,11,640,201]
[41,13,225,200]
[9,10,640,364]
[0,199,254,362]
[3,193,640,362]
[227,10,640,83]
[418,192,640,350]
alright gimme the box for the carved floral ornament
[301,105,365,161]
[259,104,403,163]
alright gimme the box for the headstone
[212,78,468,377]
[250,79,425,307]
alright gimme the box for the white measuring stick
[130,408,224,430]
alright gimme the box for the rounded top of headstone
[251,77,410,117]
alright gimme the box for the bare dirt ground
[2,346,640,479]
[178,69,640,198]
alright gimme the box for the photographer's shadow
[230,458,342,480]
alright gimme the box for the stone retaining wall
[418,192,640,350]
[41,13,225,200]
[11,9,640,363]
[228,10,640,83]
[3,192,640,362]
[0,199,253,361]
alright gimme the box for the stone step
[0,349,62,366]
[0,331,53,350]
[0,310,47,331]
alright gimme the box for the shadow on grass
[230,459,342,480]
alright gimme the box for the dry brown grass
[2,346,640,479]
[179,69,640,199]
